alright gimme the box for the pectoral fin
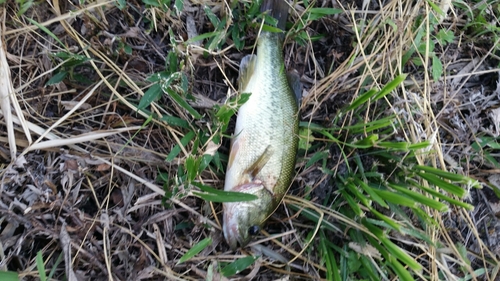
[245,145,273,179]
[239,54,257,90]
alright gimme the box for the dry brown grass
[1,0,499,280]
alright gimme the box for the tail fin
[260,0,289,31]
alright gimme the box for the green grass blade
[47,252,64,280]
[25,18,67,51]
[341,191,364,216]
[177,237,212,264]
[288,204,342,233]
[408,180,474,210]
[417,172,467,197]
[184,31,218,45]
[346,182,371,207]
[345,89,377,111]
[36,251,47,281]
[415,165,479,187]
[354,178,388,208]
[191,182,258,202]
[305,150,328,169]
[371,190,417,207]
[320,230,338,281]
[373,74,407,101]
[382,237,421,272]
[368,207,401,231]
[377,141,410,150]
[0,271,19,281]
[388,183,448,212]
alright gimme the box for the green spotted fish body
[222,0,299,249]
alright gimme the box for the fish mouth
[223,220,239,250]
[223,202,243,250]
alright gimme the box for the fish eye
[248,225,260,236]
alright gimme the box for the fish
[222,0,299,250]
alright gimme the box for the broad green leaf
[308,7,343,15]
[45,71,68,86]
[184,31,218,45]
[174,0,183,14]
[116,0,126,9]
[299,127,313,150]
[166,130,196,161]
[436,29,455,45]
[161,115,191,129]
[203,5,220,26]
[198,154,213,172]
[320,230,340,281]
[387,257,415,281]
[307,7,343,21]
[192,192,256,202]
[165,88,202,119]
[432,56,443,81]
[177,237,212,264]
[18,1,34,15]
[47,252,64,280]
[138,83,162,111]
[457,268,486,281]
[260,24,284,33]
[142,0,161,6]
[305,150,328,169]
[221,256,259,277]
[342,116,394,134]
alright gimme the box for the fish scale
[222,0,299,250]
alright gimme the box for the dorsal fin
[260,0,289,31]
[238,54,257,91]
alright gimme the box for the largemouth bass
[222,0,299,249]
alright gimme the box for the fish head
[223,181,274,250]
